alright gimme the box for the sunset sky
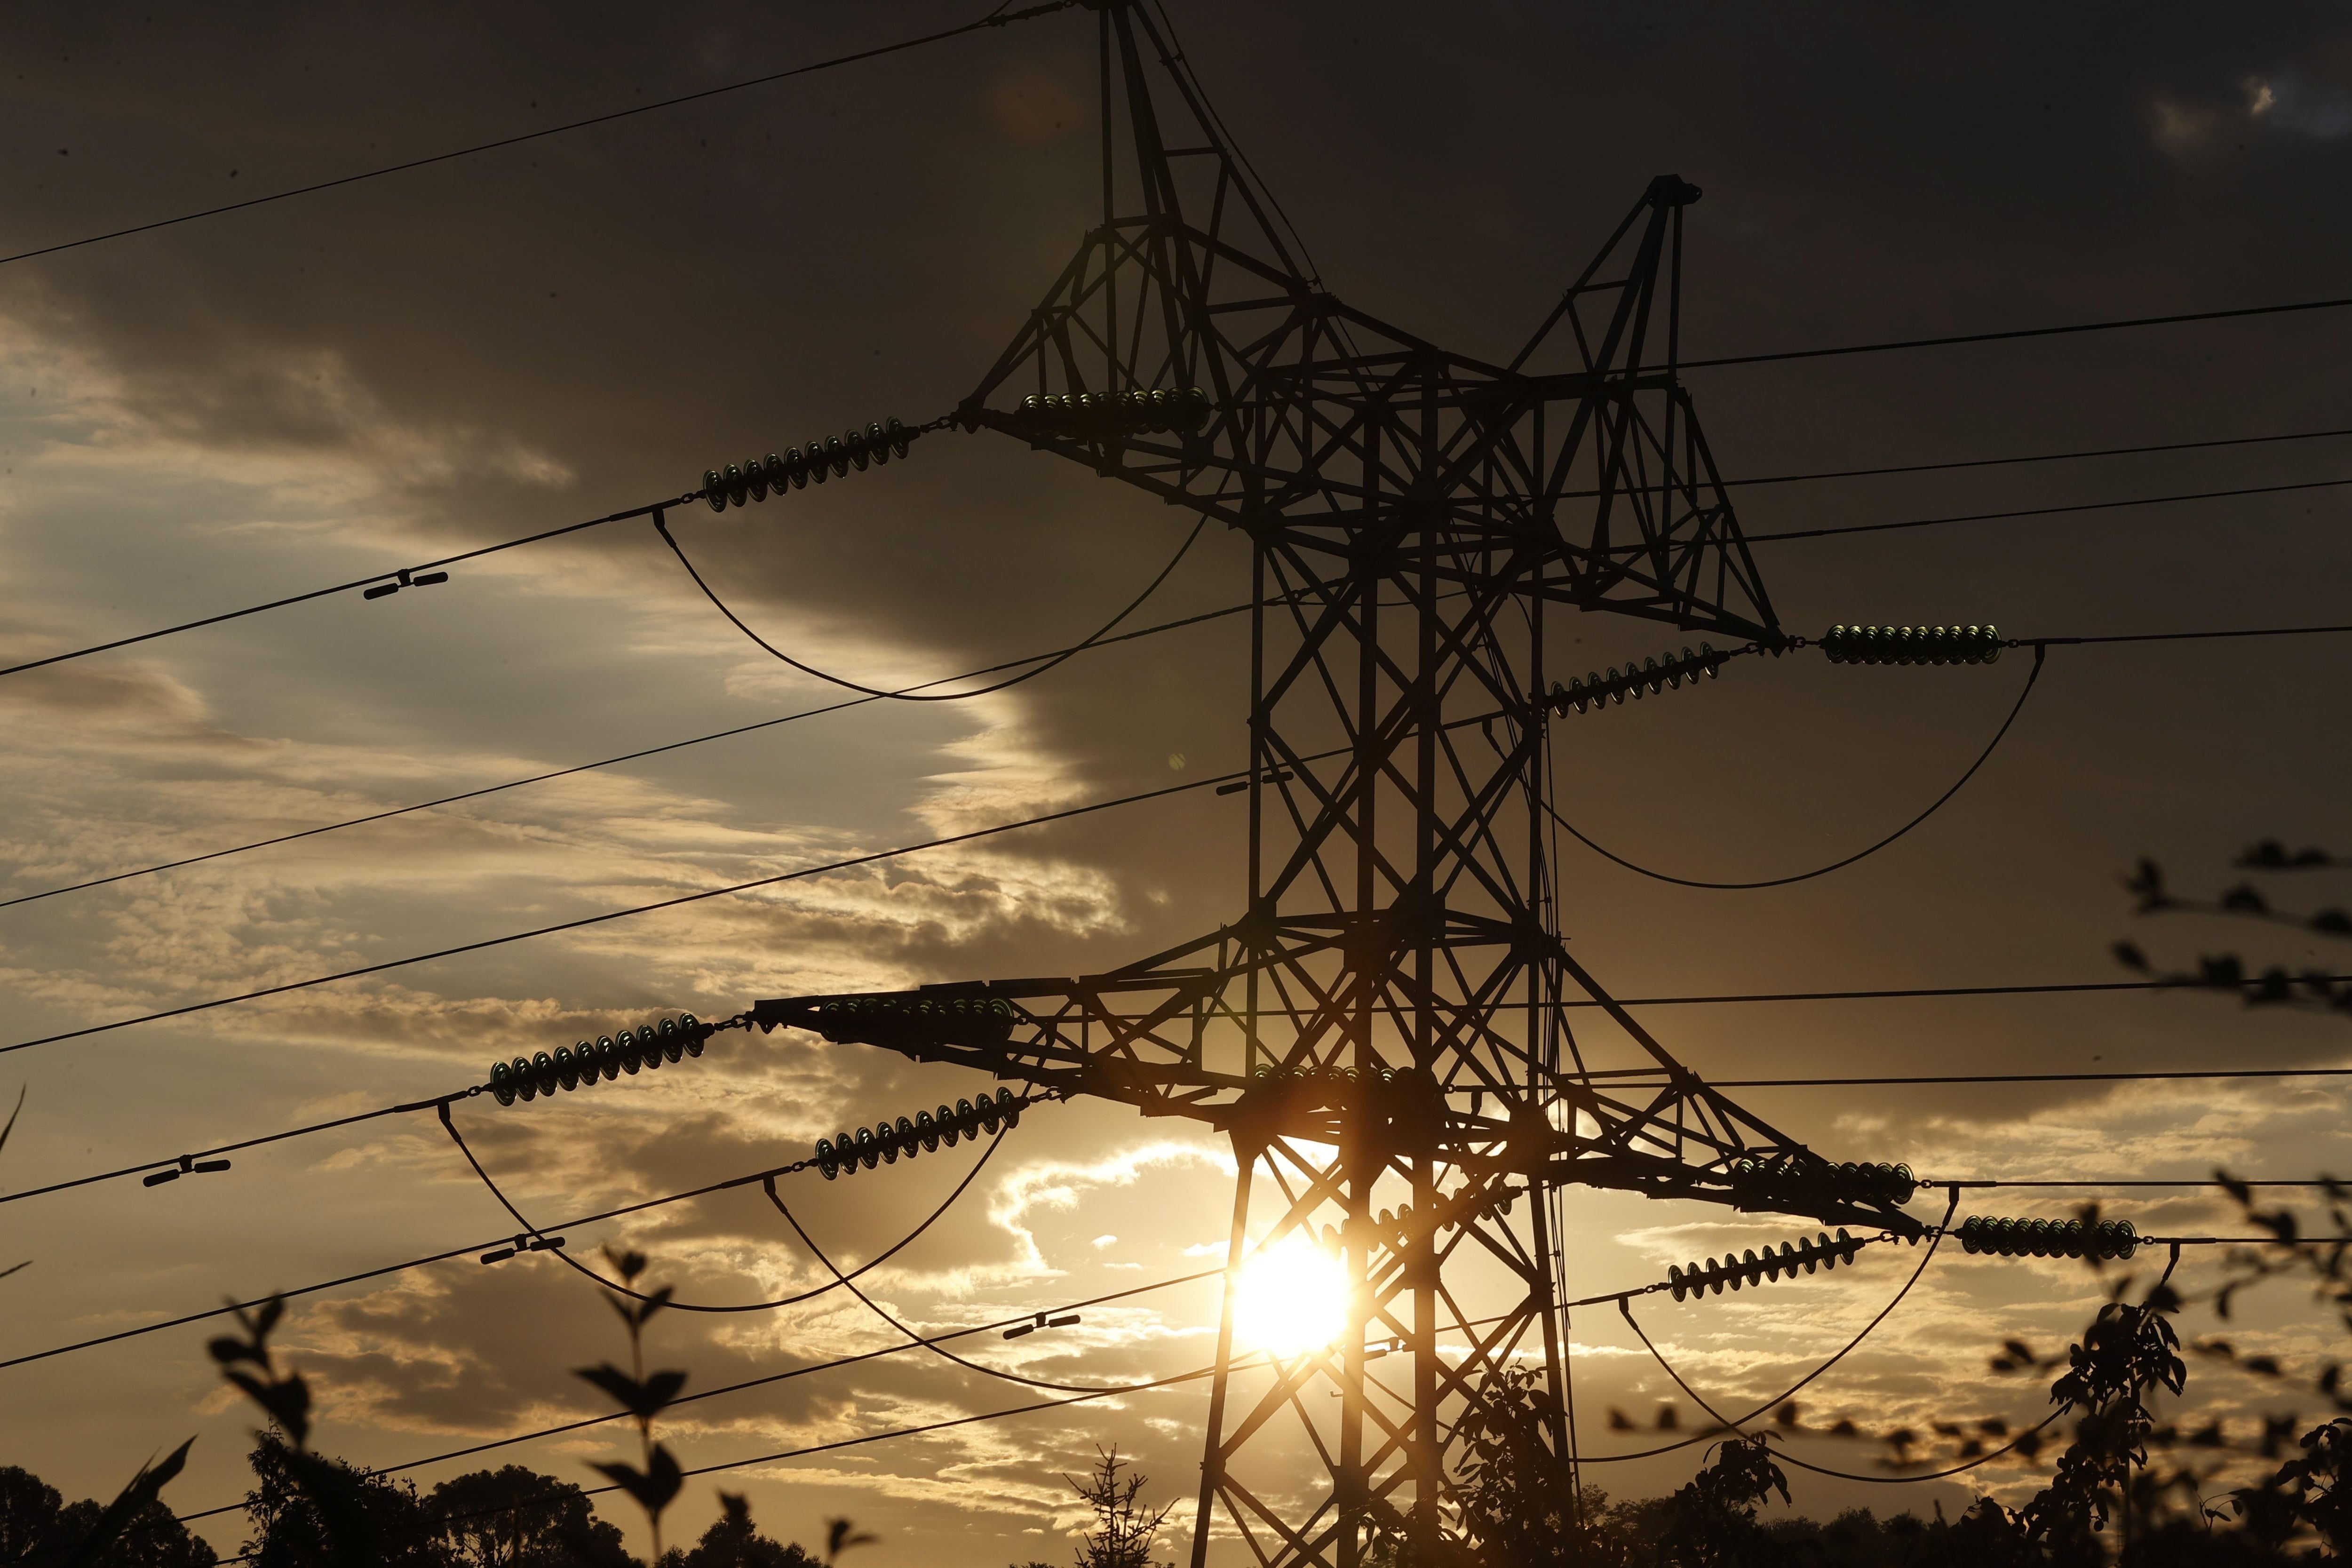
[5,3,2352,1561]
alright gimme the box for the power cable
[2042,622,2352,648]
[654,507,1208,700]
[8,426,2344,692]
[1572,1190,1956,1465]
[0,592,1256,913]
[18,1033,2352,1217]
[1711,423,2352,491]
[170,1265,1229,1526]
[0,725,1464,1059]
[1621,1302,2069,1486]
[1746,474,2352,544]
[0,1088,476,1206]
[766,1169,1155,1395]
[1577,976,2352,1015]
[1708,1059,2352,1085]
[14,1046,2352,1218]
[210,1360,1233,1566]
[190,1301,1527,1551]
[1678,291,2352,372]
[0,1150,828,1372]
[0,494,693,681]
[1543,645,2043,890]
[0,3,1080,272]
[437,1100,1011,1313]
[1925,1178,2343,1189]
[7,594,2305,919]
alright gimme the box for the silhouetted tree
[427,1465,634,1567]
[240,1433,446,1568]
[0,1465,217,1568]
[658,1491,816,1568]
[1065,1449,1170,1568]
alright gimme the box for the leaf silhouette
[61,1437,194,1568]
[590,1443,683,1519]
[574,1362,688,1420]
[824,1516,879,1563]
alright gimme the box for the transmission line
[207,1361,1234,1566]
[0,492,694,681]
[653,508,1208,700]
[1679,291,2352,371]
[1746,473,2352,544]
[1570,1192,1956,1465]
[0,592,1254,913]
[1711,422,2352,490]
[1544,646,2043,890]
[0,727,1453,1059]
[3,1120,1039,1371]
[0,3,1079,272]
[1616,1301,2065,1485]
[767,1176,1161,1394]
[1581,975,2352,1014]
[13,1040,2351,1217]
[0,1085,477,1206]
[10,605,2343,918]
[171,1265,1229,1526]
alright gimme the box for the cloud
[2246,72,2352,138]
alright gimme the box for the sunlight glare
[1234,1233,1349,1357]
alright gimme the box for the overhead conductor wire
[0,2,1081,272]
[0,724,1504,1059]
[652,507,1208,700]
[170,1265,1232,1526]
[0,589,1258,913]
[1573,1188,1959,1465]
[1542,645,2045,890]
[767,1167,1178,1394]
[14,1051,2352,1214]
[1618,1242,2189,1486]
[435,1101,1012,1312]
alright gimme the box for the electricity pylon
[750,5,1918,1562]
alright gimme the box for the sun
[1234,1233,1350,1358]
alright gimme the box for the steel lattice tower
[754,6,1919,1562]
